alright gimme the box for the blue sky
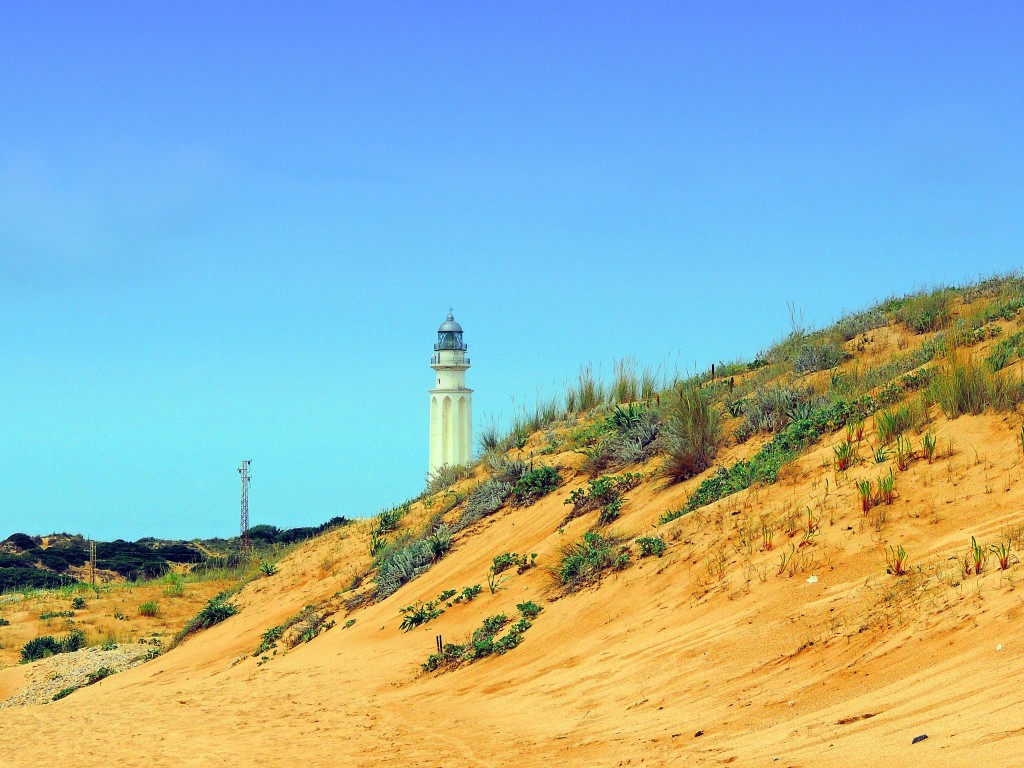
[1,2,1021,540]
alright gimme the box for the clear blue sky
[1,2,1021,540]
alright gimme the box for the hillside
[0,518,351,592]
[3,278,1024,767]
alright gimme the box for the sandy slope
[2,396,1023,767]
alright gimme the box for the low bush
[426,524,454,560]
[793,339,848,373]
[927,354,1024,418]
[660,386,722,482]
[374,503,409,537]
[874,404,914,444]
[399,600,444,632]
[454,478,513,531]
[738,384,814,437]
[511,466,562,506]
[636,536,667,558]
[491,552,537,575]
[39,610,75,620]
[0,567,76,592]
[138,601,159,617]
[563,473,642,524]
[603,404,662,469]
[662,394,879,521]
[375,539,436,599]
[516,601,543,619]
[426,464,473,494]
[454,584,483,603]
[422,602,542,673]
[899,290,951,334]
[558,532,629,591]
[172,593,238,647]
[2,532,37,551]
[254,603,337,655]
[835,308,888,341]
[20,629,85,663]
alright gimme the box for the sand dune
[3,300,1024,767]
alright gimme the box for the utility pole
[238,460,252,552]
[89,539,96,585]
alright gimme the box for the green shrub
[71,596,86,610]
[456,584,483,602]
[659,385,723,482]
[286,605,336,647]
[898,289,951,333]
[0,617,9,627]
[835,308,888,341]
[598,496,623,525]
[516,601,543,619]
[663,394,876,520]
[564,473,642,523]
[454,478,513,531]
[491,552,537,575]
[375,540,434,599]
[20,629,85,663]
[253,602,338,656]
[558,532,628,591]
[374,503,409,536]
[254,625,286,656]
[163,573,185,597]
[737,384,815,437]
[511,466,562,506]
[426,464,473,494]
[86,666,114,684]
[874,404,914,444]
[927,354,1024,417]
[20,635,61,663]
[0,567,76,592]
[422,602,541,673]
[793,339,848,373]
[422,642,466,672]
[173,593,238,646]
[39,610,75,620]
[399,600,444,632]
[636,536,667,557]
[138,601,159,617]
[589,404,661,470]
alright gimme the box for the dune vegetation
[4,275,1024,766]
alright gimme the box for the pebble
[0,643,153,708]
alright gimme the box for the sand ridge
[3,302,1024,766]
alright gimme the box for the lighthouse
[429,310,473,474]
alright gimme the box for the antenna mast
[238,460,252,552]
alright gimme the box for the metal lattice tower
[238,460,252,551]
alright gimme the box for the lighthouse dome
[434,310,467,352]
[438,312,462,334]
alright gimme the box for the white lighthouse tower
[429,310,473,474]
